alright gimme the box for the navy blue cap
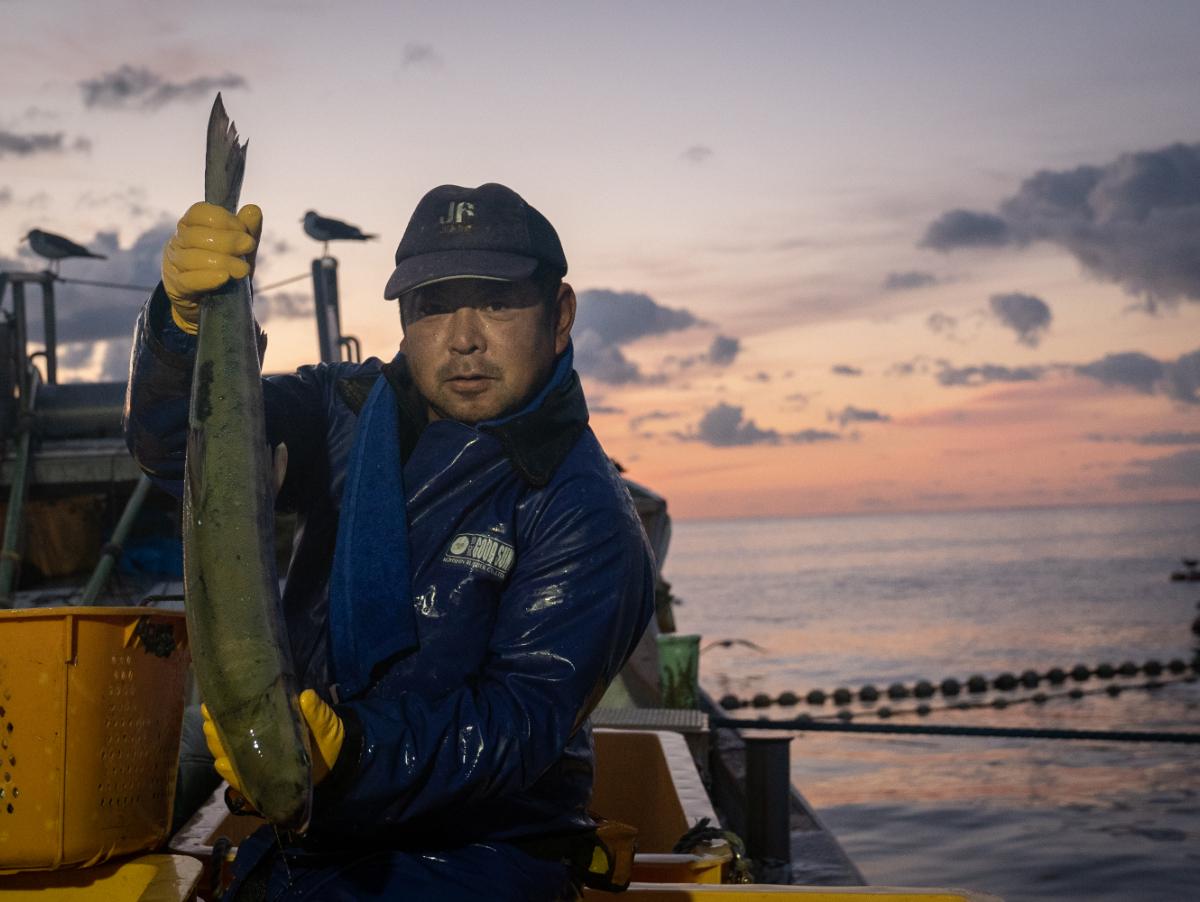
[383,183,567,299]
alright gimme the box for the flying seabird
[23,229,107,273]
[301,211,377,257]
[701,638,767,654]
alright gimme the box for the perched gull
[301,211,377,256]
[23,229,107,273]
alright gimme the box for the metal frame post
[80,474,153,604]
[40,276,56,384]
[338,335,362,364]
[311,257,342,364]
[0,371,39,607]
[743,734,793,865]
[10,281,27,400]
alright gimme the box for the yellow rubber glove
[201,689,344,795]
[162,201,262,335]
[299,688,345,784]
[200,702,244,796]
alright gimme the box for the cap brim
[383,250,540,299]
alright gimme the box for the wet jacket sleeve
[123,287,199,493]
[317,480,656,828]
[123,287,333,511]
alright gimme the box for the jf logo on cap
[383,183,568,299]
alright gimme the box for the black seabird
[23,229,107,273]
[301,211,376,257]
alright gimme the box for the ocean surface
[662,501,1200,902]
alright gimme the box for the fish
[182,93,313,830]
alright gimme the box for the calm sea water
[663,501,1200,902]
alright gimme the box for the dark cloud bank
[989,292,1051,347]
[923,142,1200,309]
[680,403,840,447]
[934,362,1045,387]
[0,130,90,158]
[1076,350,1200,403]
[882,270,938,291]
[80,66,247,111]
[704,335,740,365]
[629,410,679,433]
[830,405,890,428]
[401,43,441,67]
[926,312,957,337]
[922,210,1011,250]
[668,335,743,372]
[1082,417,1200,494]
[1085,431,1200,446]
[574,289,700,344]
[573,289,707,384]
[1117,449,1200,489]
[917,348,1200,405]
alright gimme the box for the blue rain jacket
[125,289,655,891]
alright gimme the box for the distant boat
[1170,558,1200,581]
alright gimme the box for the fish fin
[205,93,247,214]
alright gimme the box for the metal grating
[591,707,709,733]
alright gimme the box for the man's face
[400,278,575,424]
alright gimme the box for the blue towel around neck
[328,374,415,699]
[327,344,574,699]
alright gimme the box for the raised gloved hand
[201,689,344,798]
[162,201,262,335]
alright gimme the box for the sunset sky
[3,0,1198,519]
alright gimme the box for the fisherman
[125,183,656,900]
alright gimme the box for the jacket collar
[480,366,589,487]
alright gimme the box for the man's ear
[554,283,576,355]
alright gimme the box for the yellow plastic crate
[0,853,202,900]
[0,607,189,873]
